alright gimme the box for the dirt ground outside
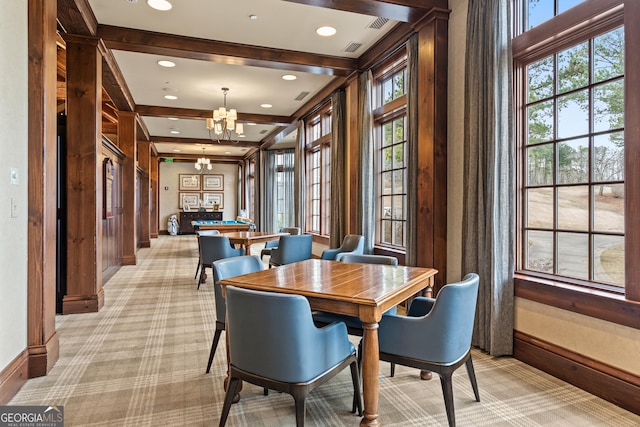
[526,185,624,286]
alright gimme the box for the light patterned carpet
[9,235,640,426]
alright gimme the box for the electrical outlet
[11,198,18,218]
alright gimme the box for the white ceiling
[86,0,399,158]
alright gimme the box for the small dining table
[218,258,438,426]
[222,231,288,254]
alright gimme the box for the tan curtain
[462,0,514,356]
[329,90,346,248]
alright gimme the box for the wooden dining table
[218,258,438,426]
[222,231,289,254]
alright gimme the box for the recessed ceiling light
[168,117,179,120]
[147,0,172,11]
[170,130,180,134]
[173,149,181,152]
[260,104,272,109]
[282,74,297,81]
[164,95,178,100]
[316,26,336,37]
[246,122,256,126]
[249,14,258,20]
[225,151,231,155]
[157,60,175,68]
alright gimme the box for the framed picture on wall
[179,192,200,210]
[202,174,224,191]
[202,192,224,209]
[179,174,201,191]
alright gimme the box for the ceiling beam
[97,25,357,77]
[136,105,292,126]
[151,136,261,149]
[58,1,136,112]
[280,0,446,23]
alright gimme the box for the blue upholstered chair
[260,227,301,260]
[194,229,220,280]
[335,253,398,265]
[268,234,312,268]
[219,286,363,427]
[378,273,480,427]
[196,235,245,289]
[320,234,364,260]
[205,255,265,374]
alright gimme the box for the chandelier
[194,147,212,171]
[206,87,244,143]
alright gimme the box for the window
[522,26,625,289]
[305,103,332,236]
[373,54,408,250]
[514,0,639,309]
[246,157,256,222]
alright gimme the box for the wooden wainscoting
[514,330,640,416]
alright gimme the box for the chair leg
[349,360,363,416]
[390,363,395,377]
[352,340,363,413]
[439,374,456,427]
[197,266,206,289]
[205,328,223,374]
[293,395,306,427]
[194,261,200,280]
[263,388,269,396]
[465,356,480,402]
[219,377,240,427]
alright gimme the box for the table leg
[360,322,380,426]
[420,276,434,381]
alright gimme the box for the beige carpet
[9,235,640,426]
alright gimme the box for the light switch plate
[10,167,18,185]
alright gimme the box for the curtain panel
[329,90,347,248]
[282,149,295,228]
[356,71,375,253]
[261,149,277,233]
[462,0,514,356]
[294,120,306,231]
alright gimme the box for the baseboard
[0,350,28,405]
[121,255,136,265]
[158,230,169,235]
[514,330,640,415]
[28,331,60,378]
[139,240,151,248]
[62,288,104,314]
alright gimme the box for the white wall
[0,0,28,369]
[158,161,238,231]
[446,0,640,376]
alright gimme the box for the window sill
[514,273,640,330]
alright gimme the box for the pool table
[191,220,255,233]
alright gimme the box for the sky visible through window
[527,0,585,29]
